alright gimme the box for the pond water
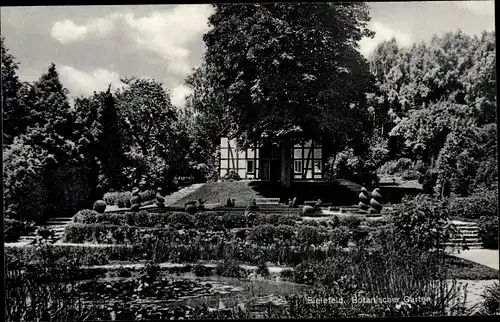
[77,270,312,316]
[166,272,311,310]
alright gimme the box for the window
[247,160,255,173]
[313,138,322,147]
[294,160,303,173]
[314,160,322,173]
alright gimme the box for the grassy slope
[172,181,264,207]
[445,255,499,280]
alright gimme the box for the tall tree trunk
[280,137,292,189]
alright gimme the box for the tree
[183,63,227,180]
[3,64,93,222]
[115,78,188,189]
[203,3,375,187]
[1,36,22,145]
[73,88,128,195]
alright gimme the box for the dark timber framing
[219,137,324,181]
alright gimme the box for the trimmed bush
[478,216,498,249]
[358,187,370,211]
[185,203,197,214]
[193,264,213,276]
[370,188,383,214]
[256,262,270,277]
[302,205,316,216]
[130,187,142,211]
[215,260,243,278]
[156,189,166,208]
[104,191,132,206]
[73,209,100,224]
[93,200,107,214]
[221,171,241,182]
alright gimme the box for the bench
[255,198,280,206]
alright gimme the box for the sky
[0,1,495,108]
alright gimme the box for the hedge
[449,190,497,219]
[72,211,302,230]
[478,216,499,249]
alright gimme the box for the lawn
[172,181,264,207]
[444,256,499,280]
[172,180,365,207]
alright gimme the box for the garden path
[455,279,498,312]
[450,249,499,271]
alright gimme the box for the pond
[74,270,312,319]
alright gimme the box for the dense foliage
[367,31,496,196]
[391,194,456,250]
[2,39,206,227]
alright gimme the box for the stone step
[443,242,483,247]
[447,237,481,242]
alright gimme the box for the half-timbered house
[219,137,325,181]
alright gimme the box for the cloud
[122,5,214,76]
[51,14,120,44]
[51,5,213,77]
[59,65,124,96]
[51,20,89,43]
[358,21,413,58]
[455,1,495,17]
[170,84,192,108]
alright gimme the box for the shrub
[329,215,340,229]
[401,169,420,181]
[63,223,139,244]
[391,194,455,250]
[247,225,295,245]
[221,212,246,229]
[302,205,316,216]
[35,227,55,240]
[185,203,197,214]
[379,158,413,176]
[193,264,213,277]
[73,209,100,224]
[115,266,133,278]
[215,260,243,278]
[449,189,498,219]
[292,261,319,285]
[481,281,500,315]
[478,216,498,249]
[4,218,35,242]
[256,262,270,278]
[103,191,132,206]
[329,226,351,247]
[340,216,361,229]
[296,225,329,245]
[144,260,160,279]
[221,171,241,182]
[92,200,107,214]
[280,268,294,281]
